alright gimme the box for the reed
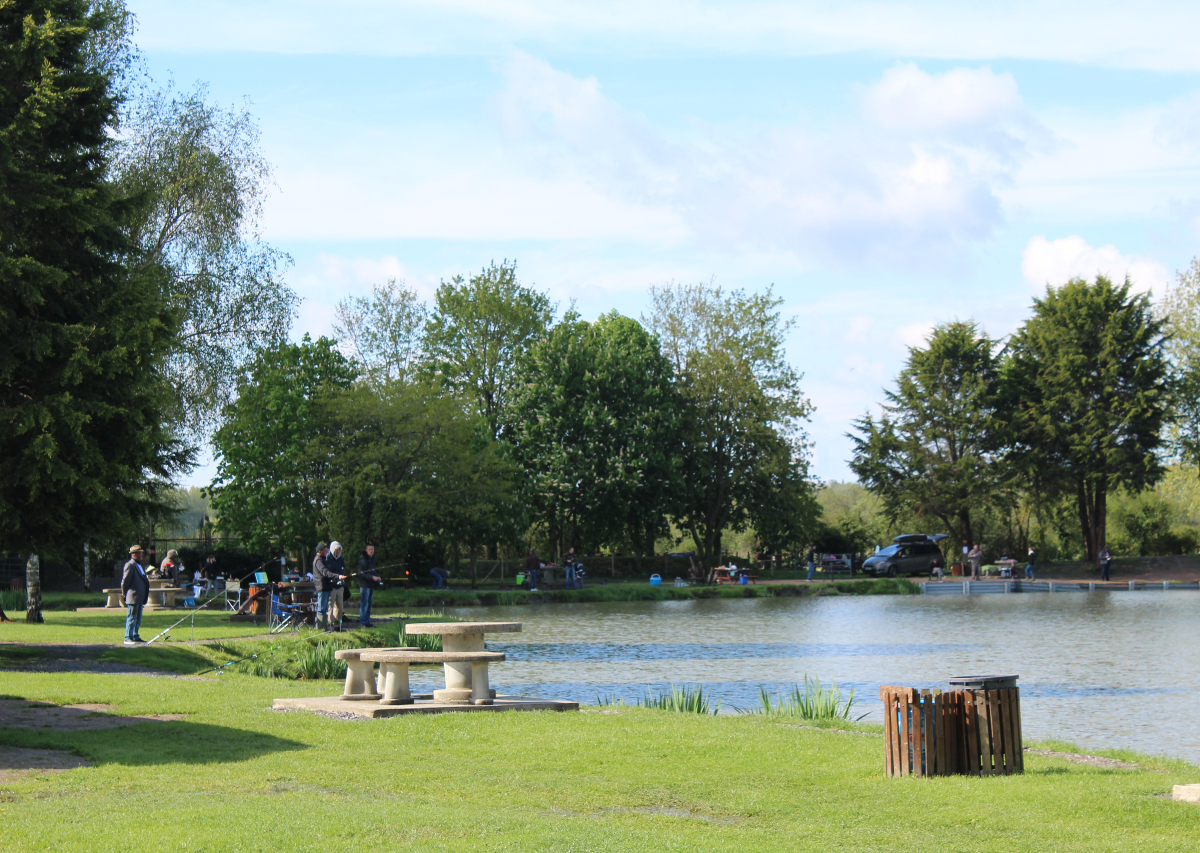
[750,675,867,722]
[595,684,720,715]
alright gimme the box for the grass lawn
[0,608,290,645]
[0,667,1196,852]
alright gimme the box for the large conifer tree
[0,0,187,620]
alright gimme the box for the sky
[128,0,1200,486]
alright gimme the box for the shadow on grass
[0,644,220,675]
[0,717,307,767]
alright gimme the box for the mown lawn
[0,667,1196,852]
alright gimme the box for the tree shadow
[0,710,306,767]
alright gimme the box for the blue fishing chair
[269,593,305,634]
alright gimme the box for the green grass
[0,667,1195,852]
[370,577,920,608]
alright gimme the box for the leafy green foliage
[0,0,190,570]
[422,260,554,439]
[599,684,721,714]
[208,336,356,556]
[999,276,1171,563]
[333,278,426,385]
[113,83,297,433]
[646,282,816,570]
[508,312,681,557]
[850,321,1003,549]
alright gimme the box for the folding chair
[269,593,304,634]
[224,579,244,612]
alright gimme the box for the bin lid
[947,674,1018,690]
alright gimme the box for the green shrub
[597,684,721,715]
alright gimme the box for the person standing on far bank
[121,546,150,645]
[1099,546,1112,581]
[968,544,982,581]
[806,546,816,582]
[357,543,382,627]
[525,550,540,591]
[1025,546,1037,580]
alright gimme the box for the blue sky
[131,1,1200,485]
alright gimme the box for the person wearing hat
[121,546,151,645]
[312,542,346,631]
[328,541,347,631]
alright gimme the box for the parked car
[861,534,948,578]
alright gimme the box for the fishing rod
[143,560,280,645]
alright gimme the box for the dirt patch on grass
[0,747,92,783]
[0,700,185,731]
[1025,748,1144,770]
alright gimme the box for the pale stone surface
[359,650,505,664]
[402,621,522,635]
[1173,784,1200,802]
[273,694,578,718]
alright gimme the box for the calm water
[417,592,1200,764]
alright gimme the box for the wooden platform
[273,694,578,718]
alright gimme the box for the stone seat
[333,647,416,701]
[148,587,184,606]
[102,589,123,608]
[401,622,521,636]
[359,650,506,706]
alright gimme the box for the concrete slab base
[75,605,179,613]
[273,694,578,718]
[1173,784,1200,802]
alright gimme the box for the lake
[421,592,1200,765]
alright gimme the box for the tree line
[206,271,818,582]
[848,271,1200,567]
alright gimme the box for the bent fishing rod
[143,560,280,645]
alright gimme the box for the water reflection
[432,592,1200,764]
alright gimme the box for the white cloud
[490,55,1038,265]
[896,321,936,348]
[1021,235,1172,295]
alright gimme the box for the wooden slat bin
[881,676,1023,778]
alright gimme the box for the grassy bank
[0,667,1195,852]
[370,577,921,608]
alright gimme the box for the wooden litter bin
[881,674,1023,778]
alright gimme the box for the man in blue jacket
[121,545,150,645]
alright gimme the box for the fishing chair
[269,593,305,634]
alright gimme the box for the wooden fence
[881,685,1023,777]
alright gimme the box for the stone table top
[402,621,522,635]
[360,650,506,664]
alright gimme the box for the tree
[507,312,681,559]
[646,282,815,573]
[0,0,191,621]
[1162,257,1200,465]
[208,336,356,557]
[422,261,553,439]
[112,82,297,432]
[849,321,1003,549]
[324,379,517,577]
[333,278,426,384]
[998,276,1171,564]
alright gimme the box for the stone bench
[102,589,123,608]
[360,650,506,706]
[148,587,184,607]
[334,647,417,701]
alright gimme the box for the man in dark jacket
[357,544,382,627]
[525,550,540,591]
[122,545,150,645]
[313,542,345,631]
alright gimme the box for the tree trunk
[26,553,43,623]
[83,541,91,592]
[470,547,478,590]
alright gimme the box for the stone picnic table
[337,621,521,706]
